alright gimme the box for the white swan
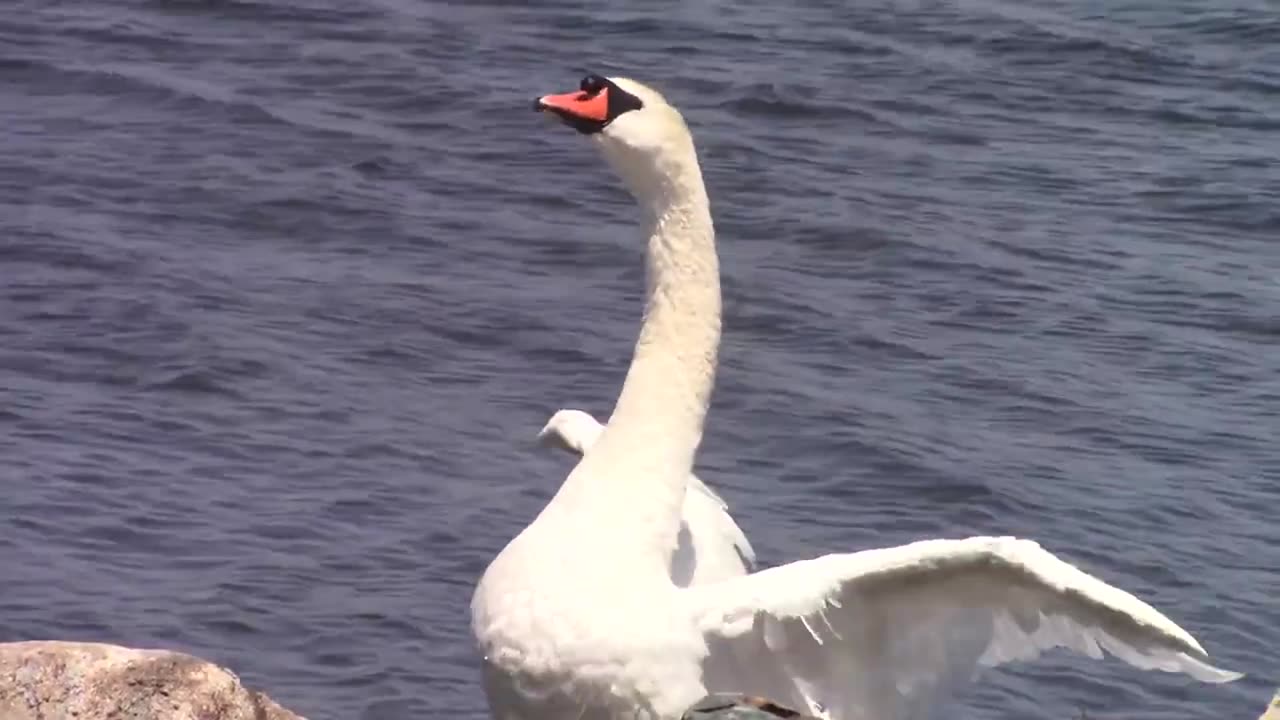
[471,74,1241,720]
[538,408,755,587]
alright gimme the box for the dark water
[2,1,1277,718]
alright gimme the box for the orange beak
[535,88,609,124]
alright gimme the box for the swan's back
[538,409,754,587]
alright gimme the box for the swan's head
[536,409,604,457]
[535,74,700,202]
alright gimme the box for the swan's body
[471,74,1241,720]
[539,408,755,586]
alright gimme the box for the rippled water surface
[2,1,1277,718]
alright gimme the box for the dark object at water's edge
[684,693,819,720]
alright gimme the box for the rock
[0,641,305,720]
[683,694,820,720]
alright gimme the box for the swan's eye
[580,74,606,96]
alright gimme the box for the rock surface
[0,641,305,720]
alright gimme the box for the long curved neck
[557,147,721,579]
[609,172,720,467]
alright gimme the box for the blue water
[1,1,1276,718]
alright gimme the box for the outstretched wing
[684,536,1240,720]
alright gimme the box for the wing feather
[684,536,1240,720]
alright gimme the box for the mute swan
[538,408,755,586]
[471,74,1241,720]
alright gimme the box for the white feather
[537,408,756,586]
[685,536,1242,720]
[474,76,1241,720]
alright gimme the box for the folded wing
[671,472,757,586]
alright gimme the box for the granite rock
[0,641,304,720]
